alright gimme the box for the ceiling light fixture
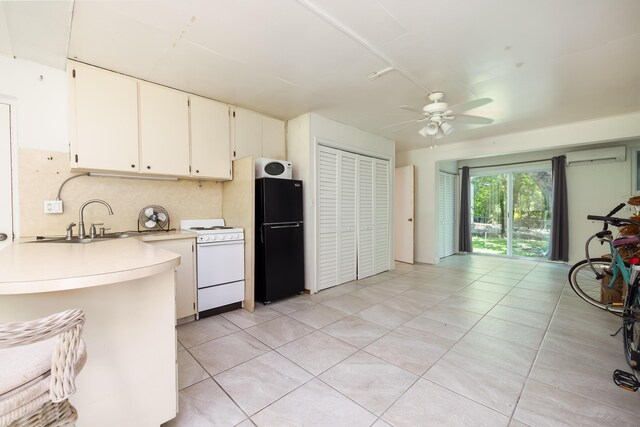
[439,121,453,136]
[367,66,396,80]
[426,122,439,136]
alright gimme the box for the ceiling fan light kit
[439,121,453,135]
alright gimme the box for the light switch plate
[44,200,63,214]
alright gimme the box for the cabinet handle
[131,164,136,168]
[147,166,151,170]
[195,170,199,173]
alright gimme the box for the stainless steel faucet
[78,199,114,239]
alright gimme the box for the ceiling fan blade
[399,105,422,114]
[380,119,418,130]
[449,97,492,112]
[453,114,494,124]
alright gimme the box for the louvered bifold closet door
[317,146,339,290]
[438,172,447,258]
[373,159,390,274]
[338,151,358,283]
[439,172,457,258]
[357,156,375,279]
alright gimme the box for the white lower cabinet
[147,238,196,320]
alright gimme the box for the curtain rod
[439,170,458,176]
[458,157,555,171]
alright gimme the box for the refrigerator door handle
[269,223,301,229]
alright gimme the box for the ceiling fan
[388,92,494,138]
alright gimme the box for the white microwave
[255,158,292,179]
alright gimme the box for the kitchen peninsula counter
[0,237,180,294]
[0,238,180,426]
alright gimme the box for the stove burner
[190,226,233,231]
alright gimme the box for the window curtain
[458,166,472,252]
[550,156,569,261]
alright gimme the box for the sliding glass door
[470,168,552,258]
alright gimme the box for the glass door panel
[511,171,552,258]
[470,174,508,255]
[470,169,552,258]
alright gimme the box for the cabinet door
[190,96,231,180]
[148,239,196,319]
[139,83,190,176]
[233,107,262,160]
[261,116,285,160]
[71,62,139,172]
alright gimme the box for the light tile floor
[164,255,640,427]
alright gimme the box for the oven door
[196,241,245,289]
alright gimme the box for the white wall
[287,112,395,292]
[397,112,640,264]
[0,55,68,152]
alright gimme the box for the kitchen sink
[29,232,133,244]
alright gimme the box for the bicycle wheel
[623,283,640,370]
[568,257,624,313]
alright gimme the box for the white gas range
[180,219,245,318]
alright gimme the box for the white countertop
[0,237,182,295]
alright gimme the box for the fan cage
[138,205,171,233]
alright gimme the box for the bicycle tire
[568,258,624,313]
[623,282,640,370]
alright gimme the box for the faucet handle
[89,223,104,238]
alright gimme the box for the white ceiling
[1,0,639,151]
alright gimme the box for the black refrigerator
[255,178,305,303]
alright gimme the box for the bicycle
[568,203,640,371]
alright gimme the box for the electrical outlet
[44,200,63,214]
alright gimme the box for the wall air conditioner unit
[565,146,626,166]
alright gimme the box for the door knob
[0,233,7,241]
[408,218,413,222]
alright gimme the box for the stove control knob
[211,234,219,241]
[202,235,210,242]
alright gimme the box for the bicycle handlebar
[606,202,626,217]
[587,215,640,228]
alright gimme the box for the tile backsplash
[19,148,223,237]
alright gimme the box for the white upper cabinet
[139,83,190,176]
[70,61,139,172]
[233,107,285,161]
[190,96,231,180]
[233,107,262,160]
[261,116,286,160]
[69,60,279,180]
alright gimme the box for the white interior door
[394,165,414,264]
[338,151,357,284]
[439,172,457,258]
[357,156,375,279]
[0,103,13,251]
[317,146,339,290]
[374,159,390,274]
